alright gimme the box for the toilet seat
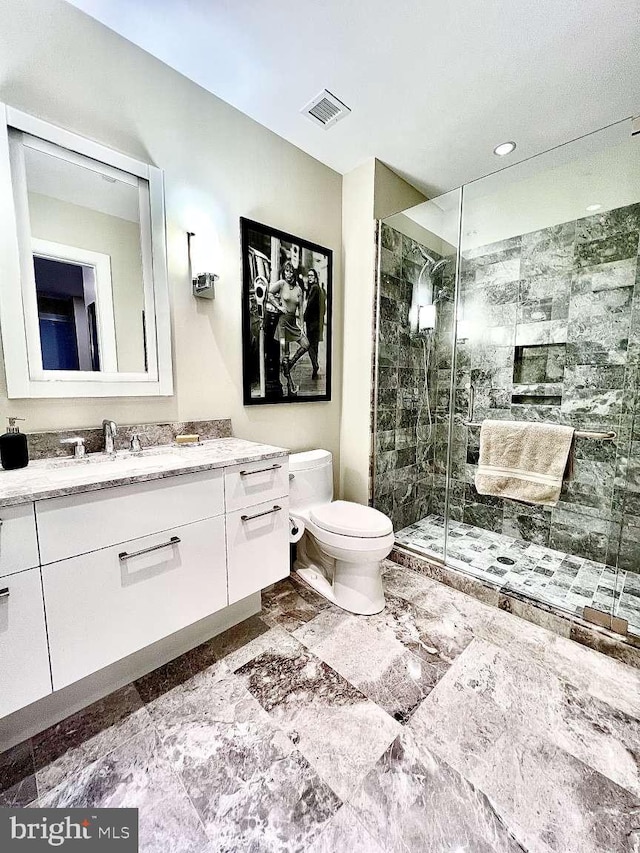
[310,500,393,539]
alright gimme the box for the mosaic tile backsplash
[374,203,640,572]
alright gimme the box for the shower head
[430,258,449,275]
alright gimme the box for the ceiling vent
[301,90,351,130]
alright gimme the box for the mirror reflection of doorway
[33,255,100,371]
[38,295,80,371]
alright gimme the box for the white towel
[475,420,575,507]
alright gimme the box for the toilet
[289,449,394,615]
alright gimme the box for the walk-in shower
[373,118,640,640]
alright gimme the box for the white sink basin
[43,439,229,469]
[33,451,184,485]
[44,446,179,469]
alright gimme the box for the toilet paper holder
[288,513,305,544]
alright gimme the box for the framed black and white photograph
[241,217,332,405]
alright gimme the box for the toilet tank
[289,450,334,513]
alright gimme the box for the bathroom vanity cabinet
[0,447,289,719]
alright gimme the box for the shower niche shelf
[512,343,566,405]
[512,395,562,406]
[511,394,562,407]
[512,383,563,406]
[513,343,566,386]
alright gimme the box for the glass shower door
[613,364,640,639]
[452,117,639,628]
[373,189,461,566]
[375,117,640,640]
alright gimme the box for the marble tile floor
[397,513,640,636]
[2,566,640,852]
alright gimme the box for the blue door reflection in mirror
[34,255,99,371]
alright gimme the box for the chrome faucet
[102,419,117,454]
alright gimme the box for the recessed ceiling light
[493,141,516,157]
[586,203,602,212]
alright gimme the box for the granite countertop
[0,438,289,507]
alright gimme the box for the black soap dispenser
[0,417,28,470]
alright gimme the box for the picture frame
[240,217,332,405]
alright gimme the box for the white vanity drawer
[0,567,52,717]
[37,469,224,564]
[0,503,39,577]
[42,515,228,689]
[226,497,289,604]
[224,456,289,512]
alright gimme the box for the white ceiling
[25,145,140,222]
[66,0,640,197]
[402,119,640,249]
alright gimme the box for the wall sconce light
[418,304,437,332]
[187,231,218,300]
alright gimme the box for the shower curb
[389,545,640,670]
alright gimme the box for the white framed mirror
[0,104,173,397]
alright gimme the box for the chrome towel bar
[463,421,616,441]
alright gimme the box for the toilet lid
[310,500,393,538]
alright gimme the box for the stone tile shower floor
[396,514,640,635]
[1,567,639,852]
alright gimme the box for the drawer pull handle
[241,505,282,523]
[119,536,181,561]
[0,587,9,599]
[239,464,282,477]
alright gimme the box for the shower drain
[497,556,516,566]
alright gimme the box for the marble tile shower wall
[374,225,455,531]
[441,202,640,570]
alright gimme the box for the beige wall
[373,161,425,220]
[339,160,376,503]
[29,193,145,372]
[339,159,425,504]
[0,0,342,467]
